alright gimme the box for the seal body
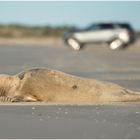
[0,68,140,104]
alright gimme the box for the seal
[0,68,140,104]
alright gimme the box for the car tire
[109,38,125,50]
[67,38,81,51]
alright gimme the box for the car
[63,22,136,50]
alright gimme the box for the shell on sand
[0,68,140,104]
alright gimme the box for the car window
[86,24,114,31]
[100,24,114,29]
[119,24,131,29]
[86,24,102,30]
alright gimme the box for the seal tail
[102,88,140,103]
[119,89,140,102]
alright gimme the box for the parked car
[64,22,136,50]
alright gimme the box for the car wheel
[110,38,124,50]
[67,38,81,51]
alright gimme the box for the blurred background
[0,1,140,47]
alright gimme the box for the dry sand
[0,37,64,47]
[0,37,140,49]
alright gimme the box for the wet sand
[1,103,140,139]
[0,41,140,138]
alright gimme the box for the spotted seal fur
[0,68,140,104]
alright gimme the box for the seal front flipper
[11,95,38,102]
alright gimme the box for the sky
[0,1,140,31]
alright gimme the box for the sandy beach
[0,38,140,138]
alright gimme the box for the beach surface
[0,39,140,138]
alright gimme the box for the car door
[74,24,115,43]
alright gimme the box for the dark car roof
[86,22,133,30]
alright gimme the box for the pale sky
[0,1,140,31]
